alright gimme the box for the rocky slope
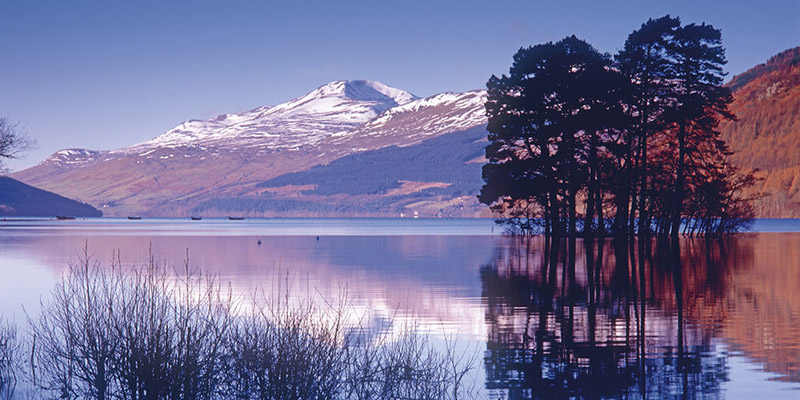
[13,81,489,217]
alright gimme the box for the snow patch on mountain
[43,149,105,167]
[341,90,488,148]
[126,80,419,152]
[29,81,488,173]
[367,90,487,128]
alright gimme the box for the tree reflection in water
[480,236,745,399]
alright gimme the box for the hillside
[12,81,488,217]
[195,126,488,217]
[0,176,102,217]
[720,47,800,217]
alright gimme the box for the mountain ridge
[12,81,488,217]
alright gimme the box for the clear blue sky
[1,0,798,171]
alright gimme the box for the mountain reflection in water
[1,220,799,398]
[481,235,800,399]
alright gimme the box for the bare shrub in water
[225,283,482,400]
[31,247,232,400]
[0,318,20,400]
[28,247,480,400]
[29,245,119,400]
[225,289,348,400]
[342,325,480,400]
[112,250,232,400]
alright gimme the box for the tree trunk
[585,139,599,237]
[596,170,605,237]
[568,190,577,283]
[585,186,595,237]
[672,122,686,242]
[637,135,649,238]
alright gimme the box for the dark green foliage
[663,21,736,239]
[615,16,682,237]
[479,36,627,237]
[0,177,102,217]
[480,16,756,238]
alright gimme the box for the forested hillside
[721,47,800,217]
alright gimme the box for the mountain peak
[309,80,417,103]
[129,80,419,150]
[270,80,417,116]
[343,80,418,105]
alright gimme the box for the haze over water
[1,218,799,398]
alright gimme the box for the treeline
[479,15,759,238]
[0,249,479,400]
[193,192,429,217]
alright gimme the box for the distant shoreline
[1,217,800,235]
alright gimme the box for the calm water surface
[0,218,799,399]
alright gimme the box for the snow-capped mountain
[13,80,488,217]
[44,149,103,166]
[128,80,418,151]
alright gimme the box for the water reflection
[480,235,800,398]
[0,228,495,340]
[1,221,799,397]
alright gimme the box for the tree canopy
[479,16,758,238]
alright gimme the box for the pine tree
[479,36,624,237]
[666,22,735,239]
[482,16,756,238]
[615,15,680,237]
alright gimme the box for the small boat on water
[127,216,142,220]
[190,216,202,221]
[56,216,76,220]
[228,217,245,220]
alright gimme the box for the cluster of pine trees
[479,15,759,238]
